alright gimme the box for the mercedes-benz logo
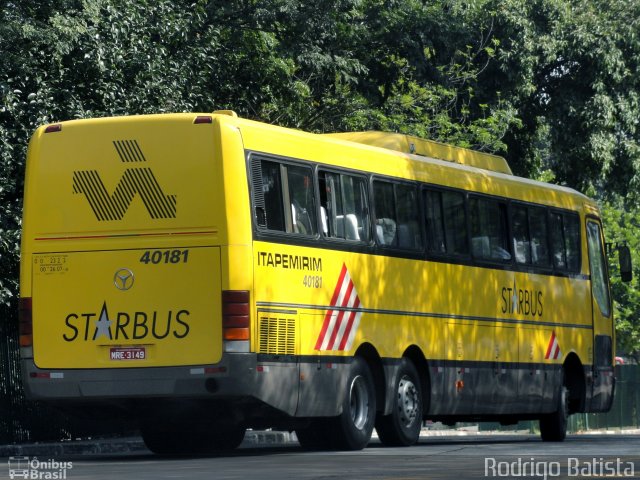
[114,268,135,291]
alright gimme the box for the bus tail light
[222,291,250,351]
[194,116,212,124]
[19,297,33,347]
[44,124,62,133]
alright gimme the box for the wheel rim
[349,374,369,430]
[397,375,419,428]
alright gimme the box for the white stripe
[319,309,340,351]
[342,310,363,351]
[550,338,560,359]
[320,272,352,350]
[331,283,358,350]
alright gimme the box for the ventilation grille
[258,316,296,355]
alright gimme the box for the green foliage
[487,0,640,199]
[601,198,640,359]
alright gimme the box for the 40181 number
[303,275,322,288]
[140,249,189,265]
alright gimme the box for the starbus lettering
[500,279,543,317]
[257,251,322,271]
[63,302,190,342]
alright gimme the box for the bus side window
[511,204,551,267]
[259,160,286,231]
[529,206,550,267]
[469,196,511,262]
[396,184,422,250]
[319,171,369,242]
[511,205,531,264]
[549,211,580,272]
[287,165,317,236]
[564,214,581,272]
[549,213,567,269]
[373,181,397,246]
[424,189,468,255]
[374,180,421,250]
[424,190,446,253]
[256,159,316,235]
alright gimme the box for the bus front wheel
[539,384,568,442]
[376,358,422,446]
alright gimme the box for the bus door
[585,218,615,412]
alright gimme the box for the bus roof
[222,112,592,212]
[325,131,513,175]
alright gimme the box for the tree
[601,198,640,360]
[483,0,640,201]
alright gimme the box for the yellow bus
[19,111,630,453]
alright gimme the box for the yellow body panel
[253,241,593,364]
[32,247,222,368]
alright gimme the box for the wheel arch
[563,352,587,413]
[402,345,431,417]
[355,343,385,414]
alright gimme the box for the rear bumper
[21,353,350,417]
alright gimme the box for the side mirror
[619,245,633,283]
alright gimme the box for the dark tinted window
[549,213,567,269]
[259,160,285,231]
[469,196,511,262]
[565,214,581,271]
[587,221,611,316]
[319,171,370,242]
[511,205,550,267]
[288,165,317,235]
[549,212,581,272]
[529,207,550,266]
[512,205,530,264]
[254,159,316,235]
[374,180,422,249]
[424,189,468,255]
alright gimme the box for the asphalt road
[3,434,640,480]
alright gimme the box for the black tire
[328,356,377,450]
[539,384,568,442]
[141,422,245,455]
[376,358,423,446]
[295,419,332,450]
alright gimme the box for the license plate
[110,347,146,361]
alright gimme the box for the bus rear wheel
[295,419,332,450]
[376,358,422,446]
[539,384,568,442]
[329,356,376,450]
